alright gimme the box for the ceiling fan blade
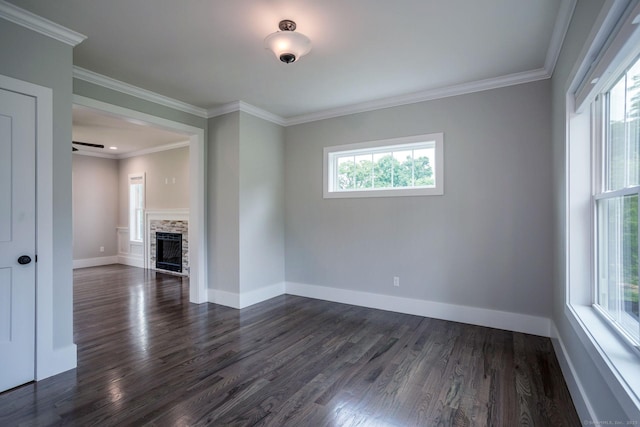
[72,141,105,149]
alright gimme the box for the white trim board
[209,283,286,309]
[117,255,144,269]
[72,140,190,160]
[0,0,86,46]
[73,256,118,269]
[550,322,597,423]
[208,281,551,337]
[73,67,207,118]
[35,344,77,381]
[285,282,551,337]
[207,101,286,126]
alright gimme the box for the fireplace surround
[146,209,189,276]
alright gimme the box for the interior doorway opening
[72,95,207,303]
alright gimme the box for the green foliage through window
[336,150,434,191]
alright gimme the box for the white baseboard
[117,254,144,268]
[36,343,77,381]
[285,282,551,337]
[209,289,240,308]
[239,282,285,309]
[207,280,551,336]
[73,256,118,269]
[550,322,597,423]
[209,282,286,309]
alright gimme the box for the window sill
[323,187,444,199]
[566,304,640,419]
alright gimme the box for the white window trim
[565,1,640,419]
[323,133,444,198]
[567,94,640,420]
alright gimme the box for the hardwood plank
[0,265,581,426]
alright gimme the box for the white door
[0,87,36,392]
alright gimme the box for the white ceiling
[72,106,188,156]
[7,0,568,120]
[5,0,571,153]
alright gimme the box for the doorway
[72,95,207,303]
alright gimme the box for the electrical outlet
[99,246,104,252]
[393,276,400,287]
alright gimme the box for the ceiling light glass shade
[264,30,312,63]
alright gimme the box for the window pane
[414,148,435,187]
[627,59,640,187]
[606,56,640,190]
[129,181,144,242]
[373,152,394,188]
[607,77,627,190]
[597,194,639,343]
[354,154,373,189]
[392,150,412,187]
[337,157,355,190]
[324,133,444,197]
[135,208,144,241]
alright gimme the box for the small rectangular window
[129,173,145,243]
[594,55,640,347]
[323,133,444,198]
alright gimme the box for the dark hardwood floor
[0,264,580,426]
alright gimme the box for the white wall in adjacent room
[118,146,190,227]
[72,155,119,260]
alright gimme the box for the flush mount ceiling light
[264,19,311,64]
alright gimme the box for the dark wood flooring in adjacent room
[0,264,580,426]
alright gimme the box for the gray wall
[208,111,286,296]
[208,112,241,294]
[117,146,190,226]
[0,20,74,349]
[284,79,553,317]
[239,112,285,292]
[72,155,119,259]
[550,0,628,420]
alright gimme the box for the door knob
[17,255,31,265]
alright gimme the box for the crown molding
[73,66,208,118]
[72,140,189,160]
[116,140,190,159]
[237,101,287,126]
[207,67,551,128]
[72,150,117,160]
[544,0,578,75]
[206,101,241,118]
[283,68,551,126]
[72,66,553,130]
[207,101,286,126]
[0,0,86,46]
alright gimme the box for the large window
[324,133,444,198]
[595,55,640,347]
[129,173,145,243]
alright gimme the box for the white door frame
[73,95,208,304]
[0,73,73,380]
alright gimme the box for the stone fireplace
[146,210,189,276]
